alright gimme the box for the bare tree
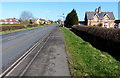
[20,11,34,26]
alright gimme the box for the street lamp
[60,13,65,27]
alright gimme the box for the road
[5,26,70,76]
[0,24,58,73]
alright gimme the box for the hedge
[0,24,38,31]
[72,26,120,60]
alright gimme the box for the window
[104,14,109,21]
[104,18,108,21]
[94,18,98,21]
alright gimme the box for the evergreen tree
[29,19,33,24]
[64,9,79,27]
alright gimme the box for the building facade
[35,19,52,25]
[85,7,115,28]
[0,18,20,24]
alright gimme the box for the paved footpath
[23,27,70,76]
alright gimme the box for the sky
[1,0,120,2]
[1,2,119,21]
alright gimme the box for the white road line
[20,32,52,76]
[0,26,56,77]
[7,37,16,40]
[5,34,49,77]
[0,34,46,77]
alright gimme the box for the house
[85,6,115,28]
[45,20,52,24]
[35,18,52,25]
[35,18,45,24]
[0,18,20,24]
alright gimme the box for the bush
[72,26,120,43]
[61,27,120,76]
[72,25,120,60]
[98,23,103,27]
[1,24,38,31]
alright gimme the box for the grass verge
[61,27,120,76]
[0,25,47,34]
[0,24,21,26]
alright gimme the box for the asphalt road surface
[0,24,58,73]
[7,26,70,76]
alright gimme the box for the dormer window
[104,18,108,21]
[93,14,99,22]
[94,18,98,21]
[104,14,109,21]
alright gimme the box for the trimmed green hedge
[72,26,120,60]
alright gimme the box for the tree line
[19,9,80,27]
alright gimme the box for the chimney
[98,6,101,13]
[95,8,98,12]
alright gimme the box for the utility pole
[60,13,65,27]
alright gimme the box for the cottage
[85,6,115,28]
[45,20,52,24]
[0,18,20,24]
[35,18,45,24]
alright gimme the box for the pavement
[23,27,70,76]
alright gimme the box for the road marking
[0,41,38,77]
[20,32,52,76]
[7,36,16,40]
[0,25,56,77]
[0,34,46,77]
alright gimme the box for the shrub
[98,23,103,27]
[72,25,120,60]
[72,26,120,43]
[1,24,38,32]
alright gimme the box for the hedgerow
[72,26,120,60]
[0,24,38,31]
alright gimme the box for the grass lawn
[0,25,47,34]
[0,24,21,26]
[61,27,120,76]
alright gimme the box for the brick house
[85,6,115,28]
[0,18,20,24]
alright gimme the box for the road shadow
[70,28,120,61]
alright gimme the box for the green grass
[0,24,21,26]
[0,25,47,34]
[61,27,120,77]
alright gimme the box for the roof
[39,19,45,21]
[85,11,115,20]
[0,18,18,22]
